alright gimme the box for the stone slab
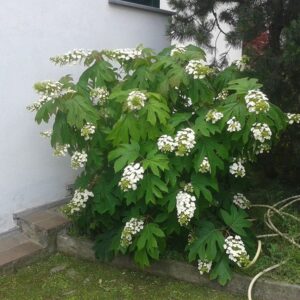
[0,230,28,252]
[0,241,44,274]
[13,197,70,222]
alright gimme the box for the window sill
[109,0,174,15]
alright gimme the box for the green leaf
[108,142,140,172]
[62,95,99,128]
[134,249,150,268]
[183,45,206,60]
[263,103,287,132]
[166,64,187,87]
[94,228,121,262]
[194,137,228,175]
[194,111,222,137]
[191,173,218,202]
[139,174,168,204]
[210,255,232,286]
[107,114,141,145]
[188,221,224,261]
[50,111,76,147]
[78,60,116,92]
[143,150,169,176]
[220,205,252,236]
[188,80,214,105]
[86,148,104,171]
[227,77,263,95]
[242,114,256,144]
[169,112,193,128]
[35,101,57,124]
[143,93,170,126]
[93,175,121,215]
[213,66,239,92]
[134,223,165,267]
[136,224,164,252]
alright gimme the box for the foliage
[28,45,290,285]
[168,0,300,183]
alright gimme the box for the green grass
[240,179,300,284]
[0,253,244,300]
[238,207,300,284]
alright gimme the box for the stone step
[13,208,70,252]
[0,230,28,252]
[0,230,44,274]
[0,200,70,275]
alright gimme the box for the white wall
[0,0,170,233]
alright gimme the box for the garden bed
[57,233,300,300]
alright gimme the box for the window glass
[123,0,160,8]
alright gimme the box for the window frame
[109,0,173,15]
[122,0,160,8]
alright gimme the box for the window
[122,0,160,8]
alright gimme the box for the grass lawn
[0,253,244,300]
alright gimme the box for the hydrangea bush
[28,45,292,285]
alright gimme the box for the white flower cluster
[233,193,251,209]
[286,113,300,125]
[26,97,49,112]
[157,135,176,153]
[126,91,147,111]
[90,87,109,105]
[40,130,52,138]
[184,97,193,108]
[227,117,242,132]
[81,123,96,141]
[157,129,196,156]
[171,46,186,56]
[215,90,229,101]
[27,80,76,112]
[250,123,272,143]
[255,143,271,155]
[183,183,194,193]
[234,55,249,71]
[199,157,211,173]
[67,189,94,215]
[120,218,144,248]
[119,163,144,192]
[176,191,196,226]
[112,48,143,61]
[185,60,213,79]
[224,235,250,267]
[53,144,70,157]
[198,259,212,275]
[35,80,64,96]
[180,93,193,107]
[174,128,196,156]
[245,90,270,114]
[50,49,92,65]
[205,109,224,124]
[71,151,88,169]
[229,159,246,178]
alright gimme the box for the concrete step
[0,230,44,274]
[13,208,70,252]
